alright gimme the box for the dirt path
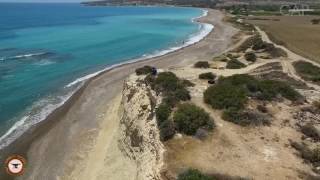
[256,26,320,91]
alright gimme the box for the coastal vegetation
[293,61,320,83]
[235,33,287,58]
[135,65,154,75]
[177,169,213,180]
[149,71,214,140]
[226,58,246,69]
[173,103,214,135]
[244,52,256,62]
[235,34,261,52]
[177,169,247,180]
[204,74,301,125]
[194,61,210,68]
[199,72,216,80]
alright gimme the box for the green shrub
[162,95,180,108]
[212,55,228,62]
[181,79,195,87]
[204,83,248,110]
[244,52,257,62]
[226,59,246,69]
[159,120,175,141]
[135,66,154,75]
[199,72,216,80]
[178,169,214,180]
[293,61,320,83]
[154,72,180,92]
[252,40,268,51]
[258,80,302,101]
[236,34,261,52]
[218,74,260,93]
[173,88,191,101]
[204,74,301,125]
[152,72,193,141]
[152,72,191,102]
[173,103,214,135]
[156,103,172,126]
[265,44,287,58]
[222,108,270,126]
[194,61,210,68]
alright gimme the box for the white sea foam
[0,9,213,149]
[0,87,79,149]
[33,59,55,66]
[0,52,48,61]
[12,52,47,59]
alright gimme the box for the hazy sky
[0,0,83,2]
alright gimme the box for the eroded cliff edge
[119,74,165,180]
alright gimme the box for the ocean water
[0,3,211,148]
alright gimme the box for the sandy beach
[0,9,237,180]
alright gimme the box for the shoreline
[0,9,238,180]
[0,8,212,149]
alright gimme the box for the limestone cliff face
[119,74,164,180]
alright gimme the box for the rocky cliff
[119,74,164,180]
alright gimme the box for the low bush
[153,72,180,92]
[293,61,320,83]
[199,72,216,80]
[218,74,259,91]
[135,66,154,75]
[204,83,248,110]
[226,59,246,69]
[162,95,180,108]
[252,39,268,51]
[151,72,191,102]
[258,80,302,101]
[194,61,210,68]
[174,88,191,101]
[181,79,195,87]
[178,169,213,180]
[222,108,270,126]
[236,34,261,52]
[212,55,228,62]
[265,44,287,58]
[151,72,194,141]
[178,168,248,180]
[204,74,301,125]
[159,120,175,141]
[244,52,257,62]
[173,103,214,135]
[155,102,172,126]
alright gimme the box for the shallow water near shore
[0,3,209,148]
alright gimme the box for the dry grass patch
[246,16,320,62]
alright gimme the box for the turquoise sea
[0,3,211,148]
